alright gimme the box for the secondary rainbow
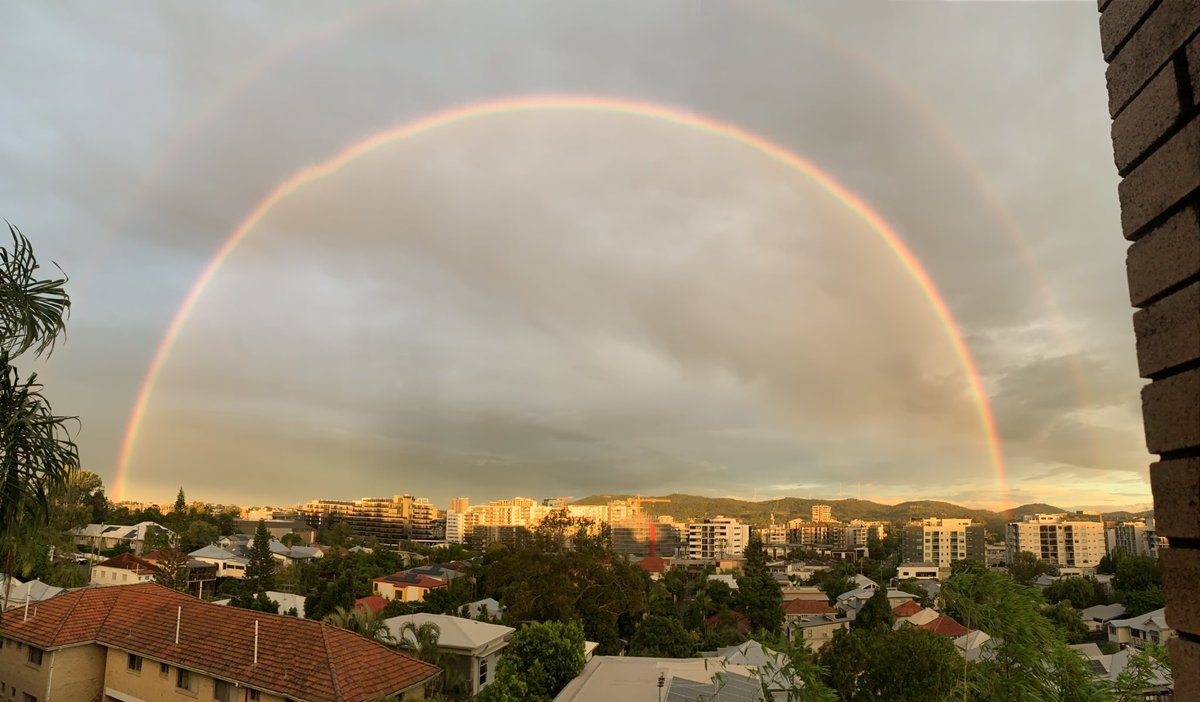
[113,94,1007,503]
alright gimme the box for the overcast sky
[0,1,1149,511]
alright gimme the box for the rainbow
[113,94,1007,504]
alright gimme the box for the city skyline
[1,3,1150,511]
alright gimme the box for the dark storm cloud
[0,1,1148,508]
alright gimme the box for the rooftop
[384,613,514,653]
[0,583,438,702]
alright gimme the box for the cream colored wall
[103,649,286,702]
[0,640,105,702]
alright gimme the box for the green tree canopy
[818,626,963,701]
[477,620,585,702]
[244,519,276,594]
[853,586,895,631]
[154,547,191,593]
[1044,577,1099,609]
[1007,550,1058,586]
[629,615,695,657]
[736,535,783,632]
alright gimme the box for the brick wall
[1097,0,1200,696]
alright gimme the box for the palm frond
[0,223,70,358]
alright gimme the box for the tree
[853,586,895,631]
[894,579,933,608]
[0,227,78,604]
[154,547,191,592]
[1117,588,1164,617]
[818,626,963,701]
[1113,553,1160,593]
[1111,642,1171,702]
[280,532,304,548]
[395,619,468,699]
[629,615,695,657]
[323,605,392,644]
[173,488,186,516]
[477,621,585,702]
[1044,576,1098,609]
[243,519,276,595]
[736,536,783,632]
[1007,550,1057,586]
[180,521,218,552]
[1042,601,1088,644]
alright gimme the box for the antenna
[253,621,259,664]
[174,606,181,644]
[23,591,30,622]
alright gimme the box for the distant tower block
[449,497,470,515]
[812,504,833,523]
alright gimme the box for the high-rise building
[811,504,833,523]
[611,516,683,557]
[449,497,470,515]
[1110,518,1162,558]
[300,495,438,547]
[686,516,751,560]
[902,518,985,566]
[1006,513,1106,569]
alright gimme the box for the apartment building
[300,495,438,546]
[687,516,751,560]
[610,516,684,558]
[1006,513,1106,569]
[449,497,470,514]
[811,505,833,523]
[1110,518,1162,558]
[902,518,985,566]
[0,583,438,702]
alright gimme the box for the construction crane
[628,495,670,517]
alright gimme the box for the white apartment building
[1006,513,1106,569]
[686,516,751,560]
[902,518,985,566]
[812,505,833,523]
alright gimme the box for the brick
[1118,117,1200,238]
[1142,367,1200,454]
[1171,637,1200,700]
[1127,206,1200,306]
[1151,459,1200,539]
[1134,281,1200,377]
[1163,548,1200,634]
[1100,0,1158,61]
[1112,62,1184,174]
[1106,2,1200,116]
[1189,33,1200,106]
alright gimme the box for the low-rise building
[373,572,448,603]
[72,522,175,555]
[1107,608,1174,649]
[385,613,515,697]
[189,545,249,579]
[1080,603,1126,633]
[0,582,439,702]
[90,552,159,587]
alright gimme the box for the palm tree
[0,225,77,607]
[323,605,395,645]
[394,619,470,700]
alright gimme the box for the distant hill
[572,493,1104,536]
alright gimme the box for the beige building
[1007,513,1106,569]
[0,582,438,702]
[811,504,833,523]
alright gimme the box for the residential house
[213,591,307,617]
[0,582,438,702]
[267,539,324,566]
[234,518,316,544]
[385,613,515,697]
[919,615,972,637]
[0,577,64,611]
[701,640,802,698]
[142,550,218,596]
[897,562,947,580]
[553,655,767,702]
[373,572,448,603]
[1107,608,1174,649]
[835,587,914,620]
[90,552,158,587]
[1071,643,1173,698]
[1080,603,1126,633]
[188,545,249,579]
[72,522,175,555]
[782,600,845,652]
[954,630,995,662]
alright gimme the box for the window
[22,694,35,702]
[160,662,170,676]
[247,692,260,702]
[214,680,235,702]
[176,668,198,693]
[479,660,488,687]
[27,647,42,666]
[128,653,143,672]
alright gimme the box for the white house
[189,544,249,579]
[213,590,306,616]
[385,613,515,697]
[1107,608,1174,649]
[73,522,175,555]
[89,553,158,586]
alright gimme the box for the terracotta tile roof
[892,600,924,617]
[0,583,438,702]
[919,615,971,637]
[372,573,447,590]
[355,596,388,614]
[95,552,159,576]
[784,599,835,615]
[634,556,668,574]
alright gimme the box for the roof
[189,545,246,562]
[1,578,64,608]
[784,599,835,616]
[355,596,388,614]
[373,572,447,590]
[892,600,924,617]
[74,521,175,540]
[0,583,438,702]
[464,597,503,619]
[1081,603,1126,621]
[268,540,323,560]
[919,615,971,637]
[553,656,765,702]
[1108,608,1168,632]
[634,555,668,574]
[95,552,158,576]
[850,574,877,588]
[385,613,514,653]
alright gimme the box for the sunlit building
[300,495,438,547]
[902,518,985,566]
[1006,513,1105,569]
